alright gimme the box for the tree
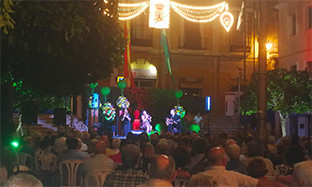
[241,69,312,136]
[0,0,15,34]
[2,0,125,97]
[0,1,125,144]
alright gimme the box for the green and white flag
[161,29,176,85]
[236,0,245,31]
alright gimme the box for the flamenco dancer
[141,110,152,133]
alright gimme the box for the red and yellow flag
[123,21,136,87]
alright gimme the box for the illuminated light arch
[117,0,234,32]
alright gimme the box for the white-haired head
[4,173,42,187]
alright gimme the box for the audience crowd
[1,127,312,187]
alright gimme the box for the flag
[161,29,176,85]
[236,0,245,31]
[123,21,136,88]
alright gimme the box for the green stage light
[11,141,19,148]
[189,124,200,133]
[155,123,162,132]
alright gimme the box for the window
[290,64,297,71]
[131,13,153,46]
[306,61,312,75]
[308,6,312,29]
[290,13,297,35]
[180,21,203,50]
[230,13,251,52]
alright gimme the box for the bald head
[150,155,176,181]
[206,147,227,166]
[94,140,106,154]
[225,139,237,151]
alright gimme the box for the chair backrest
[59,159,82,186]
[84,171,110,187]
[174,177,189,187]
[35,153,57,171]
[18,153,34,169]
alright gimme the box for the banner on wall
[149,0,170,29]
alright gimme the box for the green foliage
[2,1,125,98]
[0,0,15,34]
[241,69,312,116]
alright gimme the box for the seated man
[190,147,284,187]
[104,144,149,187]
[58,137,89,163]
[138,155,176,187]
[79,140,115,177]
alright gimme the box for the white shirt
[194,165,259,187]
[137,179,173,187]
[194,116,203,124]
[80,153,114,176]
[293,160,312,186]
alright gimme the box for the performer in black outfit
[166,109,181,133]
[120,108,131,136]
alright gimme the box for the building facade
[106,0,271,116]
[275,0,312,72]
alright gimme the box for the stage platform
[112,130,145,139]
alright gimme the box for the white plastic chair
[59,159,82,186]
[174,177,189,187]
[35,153,57,171]
[84,171,110,187]
[18,152,34,169]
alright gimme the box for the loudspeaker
[22,102,38,125]
[54,108,66,126]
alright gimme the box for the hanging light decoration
[117,0,234,31]
[118,1,150,20]
[170,1,227,23]
[220,11,234,32]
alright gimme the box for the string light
[170,1,228,23]
[117,0,234,31]
[118,1,150,20]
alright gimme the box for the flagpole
[253,0,256,73]
[243,0,247,86]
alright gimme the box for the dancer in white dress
[141,110,152,133]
